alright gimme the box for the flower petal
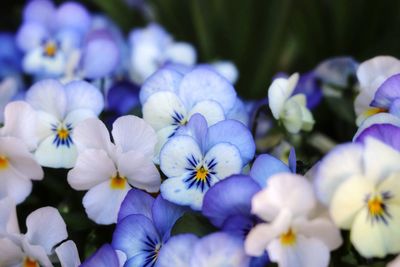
[157,234,199,267]
[64,80,104,115]
[0,163,33,204]
[34,134,77,168]
[0,197,19,235]
[249,154,290,188]
[26,79,67,120]
[117,151,161,193]
[83,180,130,225]
[142,91,187,131]
[55,240,81,267]
[112,115,157,157]
[0,237,23,266]
[67,149,115,190]
[26,207,68,254]
[204,142,243,179]
[268,73,299,119]
[206,119,255,165]
[178,66,237,112]
[314,143,364,205]
[160,135,202,178]
[81,244,119,267]
[117,189,154,222]
[73,118,113,153]
[187,100,225,127]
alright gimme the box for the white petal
[0,197,19,235]
[330,176,374,229]
[26,79,67,120]
[1,101,38,151]
[0,164,33,204]
[160,135,202,178]
[363,137,400,184]
[187,100,225,126]
[351,205,400,258]
[64,109,97,128]
[281,96,303,134]
[112,115,157,158]
[294,217,342,250]
[245,210,292,256]
[35,110,59,141]
[67,149,116,190]
[153,125,178,164]
[314,143,364,205]
[268,73,299,119]
[55,240,81,267]
[211,61,239,84]
[64,80,104,115]
[117,151,160,193]
[34,135,77,168]
[73,118,113,153]
[252,173,315,221]
[267,235,330,267]
[357,56,400,88]
[21,237,53,267]
[142,91,187,131]
[0,237,23,266]
[83,180,130,225]
[26,207,68,254]
[203,142,242,179]
[0,136,43,180]
[165,42,196,66]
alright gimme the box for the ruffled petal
[83,180,130,225]
[26,207,68,254]
[67,149,115,190]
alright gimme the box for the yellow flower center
[43,41,57,57]
[23,257,39,267]
[195,166,208,181]
[0,155,9,170]
[57,128,69,140]
[280,228,296,246]
[368,196,384,217]
[110,173,127,190]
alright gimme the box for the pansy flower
[315,137,400,258]
[0,205,70,267]
[68,116,160,224]
[129,23,196,84]
[24,79,104,168]
[268,73,315,134]
[157,232,250,267]
[141,66,238,161]
[112,189,185,266]
[80,244,126,267]
[0,102,43,204]
[354,56,400,125]
[159,114,255,210]
[245,173,342,267]
[16,0,91,78]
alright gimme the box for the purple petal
[354,123,400,152]
[206,119,255,165]
[117,189,154,222]
[371,73,400,109]
[55,2,91,34]
[202,175,261,228]
[107,81,140,115]
[175,113,208,152]
[293,71,322,109]
[23,0,55,27]
[389,98,400,117]
[81,244,119,267]
[314,57,358,87]
[221,214,255,238]
[152,194,187,242]
[249,154,290,187]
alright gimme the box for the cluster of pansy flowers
[1,1,400,267]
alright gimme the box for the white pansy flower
[315,137,400,258]
[68,115,160,225]
[268,73,314,134]
[245,173,341,267]
[25,79,104,168]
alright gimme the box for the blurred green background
[4,0,400,99]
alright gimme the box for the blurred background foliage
[4,0,400,263]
